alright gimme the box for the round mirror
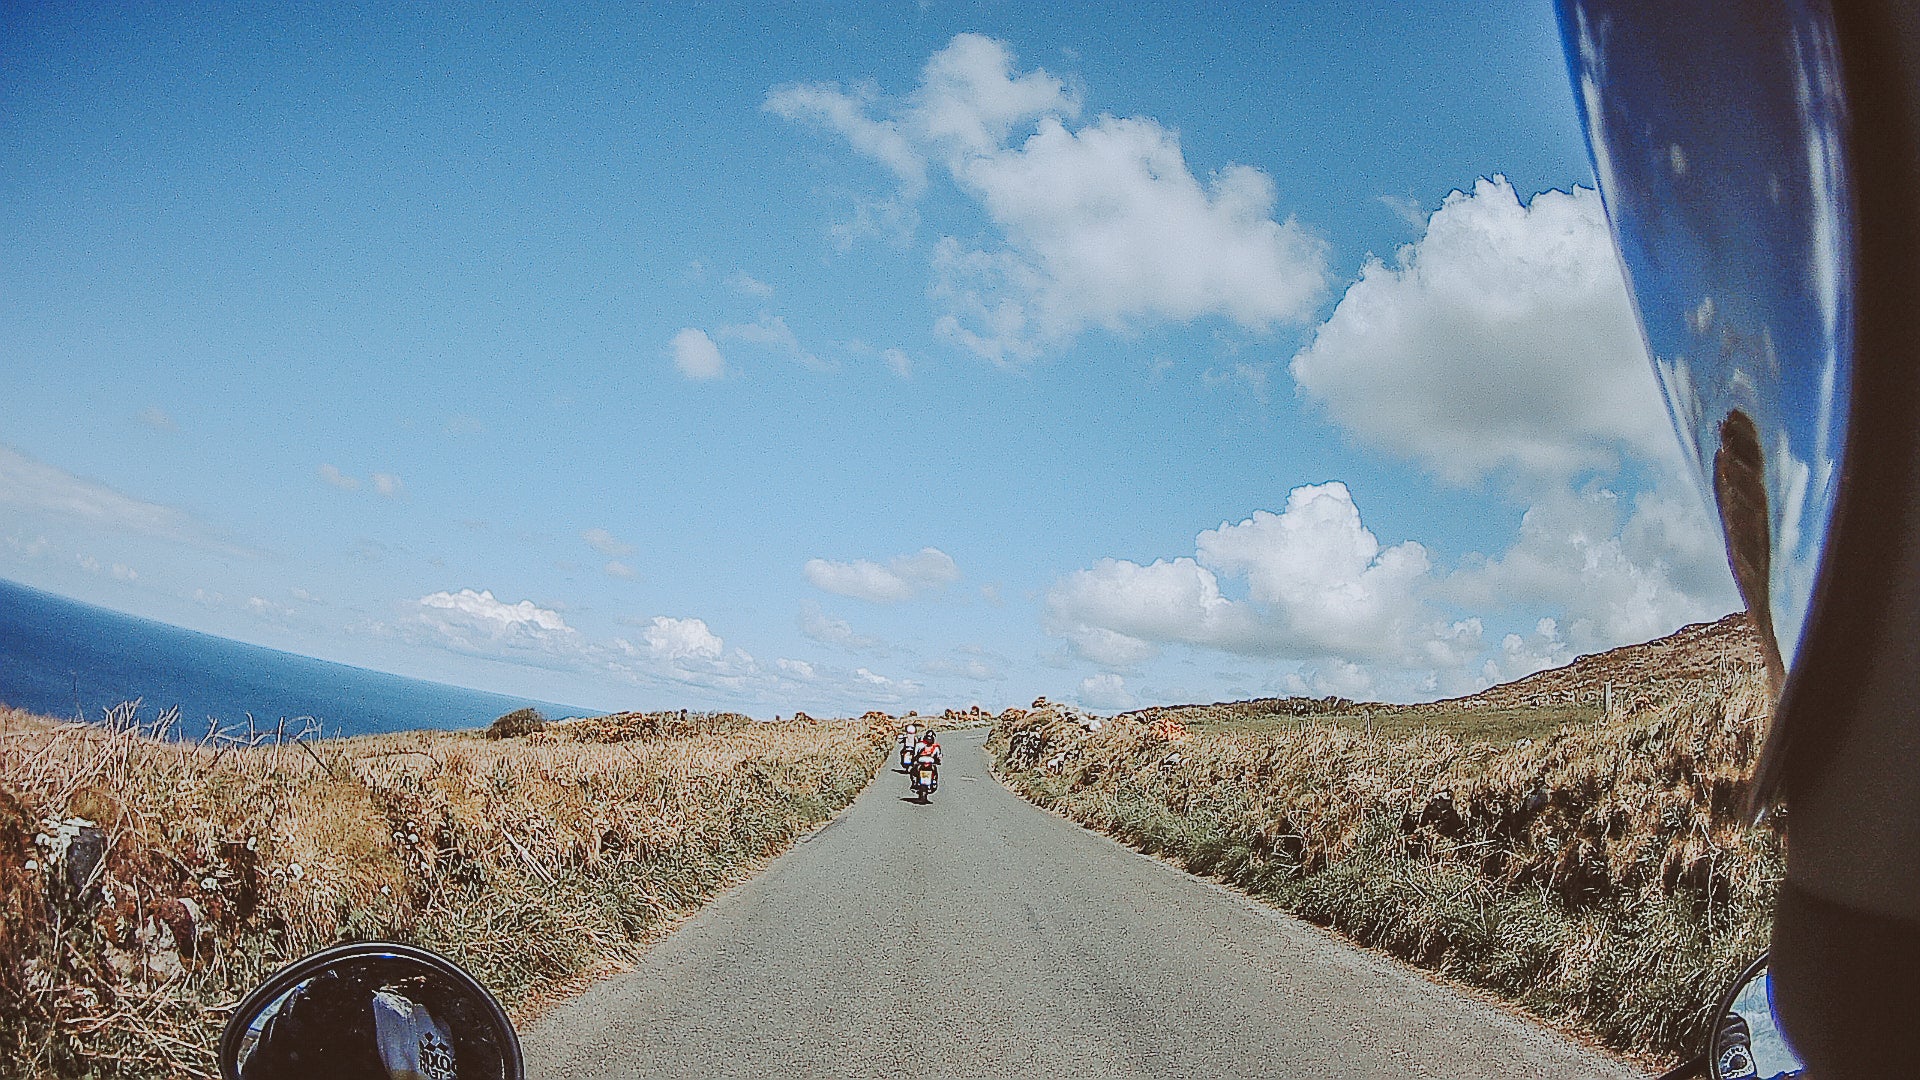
[1557,0,1856,805]
[219,942,523,1080]
[1708,953,1806,1080]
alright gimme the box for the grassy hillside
[989,614,1780,1063]
[0,703,891,1079]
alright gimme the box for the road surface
[523,729,1641,1078]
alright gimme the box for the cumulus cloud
[770,33,1329,363]
[1291,178,1671,487]
[603,560,637,580]
[636,615,724,662]
[371,472,404,497]
[1078,672,1136,711]
[804,546,960,603]
[1046,483,1485,696]
[670,328,726,380]
[415,589,576,648]
[1049,483,1455,665]
[883,348,912,378]
[1444,485,1735,654]
[1050,477,1736,700]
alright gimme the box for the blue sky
[0,2,1739,716]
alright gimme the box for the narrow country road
[522,729,1642,1079]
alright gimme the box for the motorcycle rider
[1557,1,1919,1073]
[898,723,917,771]
[914,729,941,792]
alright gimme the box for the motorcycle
[1655,952,1803,1080]
[909,756,937,802]
[899,741,914,773]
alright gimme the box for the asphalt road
[522,729,1642,1079]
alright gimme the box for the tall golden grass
[989,659,1781,1062]
[0,704,889,1079]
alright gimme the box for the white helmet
[905,724,918,734]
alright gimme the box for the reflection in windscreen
[1728,970,1805,1080]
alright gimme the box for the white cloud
[766,81,931,195]
[603,560,637,580]
[1482,618,1575,685]
[776,657,817,680]
[247,595,294,620]
[934,113,1329,361]
[0,443,202,541]
[1195,483,1435,658]
[726,271,775,298]
[1443,485,1735,654]
[1049,483,1449,667]
[583,527,635,557]
[1291,178,1671,487]
[883,348,912,378]
[1048,477,1735,700]
[906,33,1080,161]
[638,615,724,662]
[1046,483,1487,697]
[721,314,827,371]
[670,328,727,380]
[853,666,921,701]
[318,464,360,491]
[1078,672,1136,711]
[417,588,574,641]
[371,472,404,497]
[798,603,885,652]
[138,406,177,433]
[771,33,1329,363]
[919,654,1002,681]
[804,546,960,603]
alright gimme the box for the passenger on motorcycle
[914,730,941,789]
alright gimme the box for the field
[0,704,892,1079]
[989,613,1779,1063]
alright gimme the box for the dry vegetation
[0,703,891,1079]
[989,615,1780,1062]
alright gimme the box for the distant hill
[1121,611,1760,737]
[1419,611,1758,715]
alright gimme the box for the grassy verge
[988,667,1781,1063]
[0,703,890,1079]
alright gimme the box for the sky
[0,2,1741,717]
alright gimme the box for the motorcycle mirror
[1704,953,1806,1080]
[219,941,523,1080]
[1556,0,1856,811]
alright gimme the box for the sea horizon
[0,577,597,738]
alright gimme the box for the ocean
[0,577,594,738]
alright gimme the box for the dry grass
[0,703,890,1079]
[989,646,1781,1062]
